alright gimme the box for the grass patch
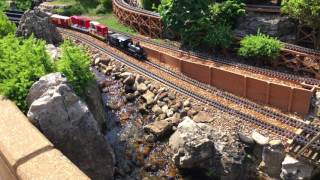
[47,0,77,6]
[94,13,137,34]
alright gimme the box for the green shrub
[16,0,32,10]
[204,23,233,49]
[53,3,85,16]
[0,35,55,112]
[0,11,16,38]
[238,33,284,59]
[141,0,160,11]
[209,0,246,26]
[56,40,95,97]
[0,0,8,11]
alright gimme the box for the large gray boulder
[27,73,115,179]
[16,8,63,45]
[169,118,247,178]
[281,155,314,180]
[259,140,286,178]
[235,12,297,43]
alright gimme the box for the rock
[100,58,110,65]
[238,132,255,145]
[168,92,176,100]
[26,72,67,107]
[45,44,61,60]
[84,80,109,131]
[135,75,145,84]
[157,87,167,94]
[183,100,191,107]
[157,100,166,107]
[99,79,113,89]
[124,85,136,94]
[156,92,168,101]
[139,103,148,114]
[281,155,314,180]
[144,119,173,138]
[142,90,155,105]
[193,111,214,123]
[235,12,297,42]
[16,8,63,45]
[137,83,148,93]
[169,118,215,169]
[126,93,136,102]
[107,99,123,110]
[152,105,162,114]
[161,105,168,113]
[27,73,115,179]
[158,113,167,120]
[169,117,248,178]
[171,102,182,112]
[187,109,198,117]
[123,75,136,86]
[94,57,101,65]
[120,72,133,79]
[259,140,285,178]
[314,91,320,117]
[145,134,156,143]
[166,108,175,117]
[252,131,269,146]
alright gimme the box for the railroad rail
[4,10,24,25]
[60,29,320,166]
[113,0,320,79]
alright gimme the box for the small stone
[124,85,136,94]
[183,100,191,107]
[139,103,148,114]
[193,111,213,123]
[168,92,176,100]
[157,100,166,107]
[142,90,155,105]
[162,105,169,113]
[252,131,269,146]
[158,113,167,120]
[157,87,167,94]
[126,93,136,102]
[166,108,175,117]
[100,58,110,65]
[238,132,255,145]
[94,57,100,65]
[123,75,136,86]
[135,75,145,83]
[137,83,148,93]
[187,109,198,117]
[152,105,162,114]
[156,92,168,101]
[144,120,173,138]
[120,72,133,79]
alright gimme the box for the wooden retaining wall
[144,47,314,116]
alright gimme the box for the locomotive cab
[127,42,147,60]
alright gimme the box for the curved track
[60,29,320,166]
[113,0,320,79]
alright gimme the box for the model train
[50,14,147,60]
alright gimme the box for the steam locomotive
[50,14,147,60]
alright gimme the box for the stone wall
[0,96,89,180]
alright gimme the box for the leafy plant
[16,0,33,10]
[53,3,85,16]
[0,0,8,11]
[204,23,233,49]
[56,40,95,97]
[209,0,246,26]
[238,33,284,60]
[0,11,16,38]
[281,0,320,49]
[0,35,55,112]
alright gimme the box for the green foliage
[95,0,112,14]
[0,11,16,38]
[158,0,243,48]
[238,33,284,59]
[53,3,85,16]
[56,40,95,97]
[204,23,233,49]
[141,0,160,11]
[281,0,320,30]
[209,0,246,26]
[16,0,32,10]
[0,0,8,11]
[0,35,54,112]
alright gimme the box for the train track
[114,0,320,80]
[4,10,24,24]
[110,28,320,86]
[60,29,320,166]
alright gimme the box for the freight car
[50,14,147,60]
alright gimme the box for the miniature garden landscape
[0,0,320,179]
